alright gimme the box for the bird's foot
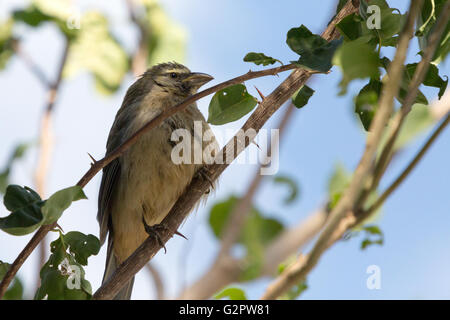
[142,217,187,254]
[196,166,215,194]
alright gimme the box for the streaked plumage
[97,62,218,299]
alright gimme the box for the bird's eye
[170,72,177,78]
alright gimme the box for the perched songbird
[97,62,218,300]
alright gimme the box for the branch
[33,39,70,291]
[126,0,151,76]
[11,39,51,88]
[362,2,450,201]
[92,0,360,300]
[260,0,424,300]
[0,61,295,298]
[363,111,450,218]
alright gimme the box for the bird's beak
[183,72,214,87]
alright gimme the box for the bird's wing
[97,158,121,245]
[97,78,155,245]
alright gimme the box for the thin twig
[34,40,70,276]
[11,39,51,87]
[363,111,450,218]
[260,0,424,300]
[126,0,151,76]
[360,2,450,205]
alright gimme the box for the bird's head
[145,62,213,97]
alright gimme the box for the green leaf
[405,63,448,99]
[35,231,98,300]
[327,163,351,209]
[0,19,14,70]
[360,1,406,45]
[63,12,128,95]
[336,13,365,42]
[273,175,300,204]
[41,186,87,225]
[0,185,44,236]
[392,103,435,150]
[333,41,380,95]
[63,232,100,266]
[0,185,86,236]
[328,163,383,222]
[3,277,23,300]
[243,52,281,66]
[287,25,328,56]
[207,84,257,125]
[13,7,53,27]
[215,287,247,300]
[292,85,315,109]
[375,9,405,43]
[13,0,77,38]
[357,1,406,49]
[287,25,343,72]
[379,57,430,105]
[142,0,187,66]
[208,196,283,245]
[354,79,382,131]
[363,225,382,235]
[208,196,284,281]
[360,224,384,250]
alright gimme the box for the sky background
[0,0,449,300]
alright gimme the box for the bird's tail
[102,236,135,300]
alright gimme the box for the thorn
[254,86,266,101]
[174,230,188,240]
[251,140,261,150]
[87,152,98,165]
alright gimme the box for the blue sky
[0,0,449,299]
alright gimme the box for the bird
[97,62,218,300]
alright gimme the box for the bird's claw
[196,166,215,192]
[141,217,188,253]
